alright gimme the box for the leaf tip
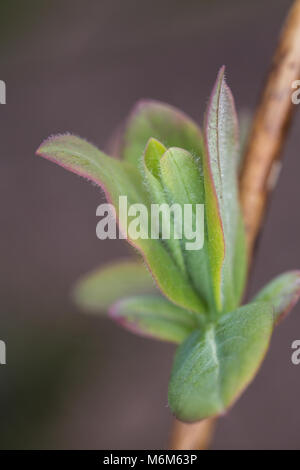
[36,132,70,154]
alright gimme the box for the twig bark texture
[171,0,300,450]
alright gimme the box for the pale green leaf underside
[73,259,156,312]
[110,295,201,344]
[204,67,247,312]
[168,302,273,422]
[253,271,300,324]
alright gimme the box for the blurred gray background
[0,0,299,449]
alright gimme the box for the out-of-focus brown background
[0,0,299,450]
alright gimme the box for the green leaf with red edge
[204,67,247,312]
[168,302,274,422]
[37,134,205,314]
[73,259,157,312]
[253,271,300,324]
[109,295,201,344]
[119,100,204,166]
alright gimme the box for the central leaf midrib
[206,326,224,410]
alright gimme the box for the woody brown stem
[240,0,300,258]
[170,0,300,450]
[170,419,216,450]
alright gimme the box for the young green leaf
[109,295,201,344]
[37,134,205,315]
[73,259,157,312]
[120,100,204,166]
[143,137,166,179]
[253,271,300,324]
[142,139,186,273]
[168,302,274,422]
[159,147,215,313]
[204,67,247,312]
